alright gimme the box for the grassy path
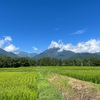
[48,73,100,100]
[36,68,64,100]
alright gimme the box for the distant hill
[34,48,75,59]
[0,48,18,57]
[17,51,38,58]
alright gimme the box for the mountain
[0,48,17,57]
[34,48,75,59]
[1,47,100,59]
[96,52,100,55]
[70,53,100,59]
[29,53,38,58]
[17,51,38,58]
[34,48,100,60]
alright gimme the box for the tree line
[0,56,100,68]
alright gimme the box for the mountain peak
[34,48,75,59]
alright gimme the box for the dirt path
[48,74,100,100]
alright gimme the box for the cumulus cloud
[33,47,38,51]
[48,39,100,53]
[4,44,19,52]
[0,36,19,52]
[72,28,87,35]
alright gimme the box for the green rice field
[0,66,100,100]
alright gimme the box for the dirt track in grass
[48,74,100,100]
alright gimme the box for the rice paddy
[0,66,100,100]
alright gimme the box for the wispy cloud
[33,47,38,51]
[48,39,100,53]
[0,36,12,48]
[72,28,87,35]
[3,36,12,41]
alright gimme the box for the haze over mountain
[16,51,38,58]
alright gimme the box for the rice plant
[0,72,37,100]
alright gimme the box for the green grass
[37,71,64,100]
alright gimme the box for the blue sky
[0,0,100,53]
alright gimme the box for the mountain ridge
[33,48,100,59]
[0,48,100,59]
[0,48,18,57]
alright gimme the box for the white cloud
[33,47,38,51]
[48,39,100,53]
[0,36,12,48]
[0,40,4,48]
[0,36,19,52]
[72,28,87,35]
[4,36,12,41]
[4,44,19,52]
